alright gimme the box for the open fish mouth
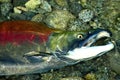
[64,29,114,61]
[80,29,112,47]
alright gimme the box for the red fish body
[0,20,58,45]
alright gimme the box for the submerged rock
[69,1,82,16]
[45,10,75,29]
[79,9,94,22]
[25,0,42,9]
[68,18,91,31]
[0,3,13,16]
[68,19,82,31]
[40,1,52,12]
[9,13,27,20]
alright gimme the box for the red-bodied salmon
[0,20,114,75]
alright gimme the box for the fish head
[48,29,114,63]
[48,31,87,54]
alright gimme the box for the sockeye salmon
[0,20,114,75]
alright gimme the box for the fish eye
[77,34,83,39]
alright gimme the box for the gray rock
[0,3,13,16]
[68,18,91,31]
[22,11,36,20]
[68,19,82,31]
[79,9,94,22]
[69,1,82,16]
[40,1,52,12]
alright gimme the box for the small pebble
[79,9,94,22]
[89,21,97,27]
[14,6,28,13]
[14,7,22,13]
[84,73,96,80]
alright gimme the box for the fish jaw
[65,42,114,60]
